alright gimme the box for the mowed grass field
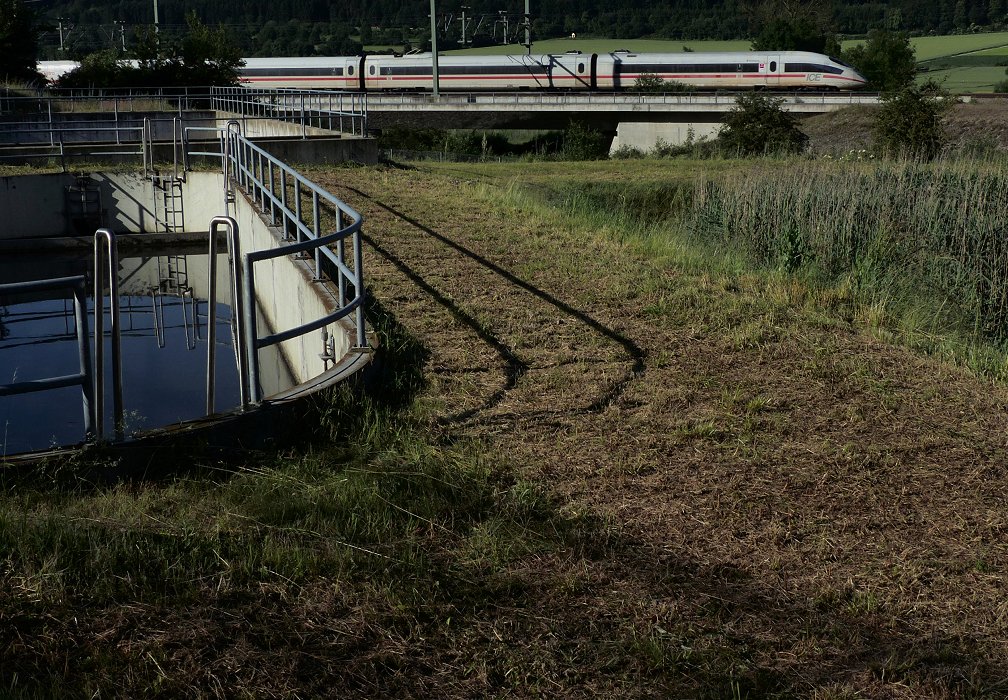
[5,153,1008,697]
[450,31,1008,91]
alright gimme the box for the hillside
[803,97,1008,154]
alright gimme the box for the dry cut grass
[4,156,1008,698]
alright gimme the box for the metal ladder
[153,175,185,234]
[66,174,102,235]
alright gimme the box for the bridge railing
[210,86,368,137]
[362,90,880,108]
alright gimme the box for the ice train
[39,50,867,91]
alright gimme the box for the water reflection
[0,248,295,455]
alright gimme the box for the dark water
[0,251,244,455]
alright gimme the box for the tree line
[30,0,1008,59]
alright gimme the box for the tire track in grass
[340,182,646,429]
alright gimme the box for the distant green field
[974,45,1008,56]
[905,32,1008,60]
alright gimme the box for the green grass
[7,151,1008,696]
[429,155,1008,379]
[905,31,1008,60]
[919,65,1008,91]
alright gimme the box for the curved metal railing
[222,124,367,403]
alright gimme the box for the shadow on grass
[348,186,647,426]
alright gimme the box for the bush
[843,29,916,92]
[561,121,609,160]
[57,13,241,88]
[633,72,689,93]
[718,94,808,157]
[873,81,954,160]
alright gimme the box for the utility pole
[459,5,471,46]
[117,21,127,51]
[495,11,509,45]
[57,18,66,52]
[153,0,160,36]
[429,0,440,97]
[522,0,532,54]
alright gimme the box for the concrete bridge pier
[609,121,723,154]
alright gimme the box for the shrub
[718,94,808,157]
[561,121,609,160]
[843,29,916,92]
[633,73,689,93]
[873,81,954,161]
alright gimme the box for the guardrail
[222,124,367,402]
[210,86,368,137]
[362,90,881,109]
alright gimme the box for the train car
[596,50,865,90]
[239,56,364,90]
[38,50,866,91]
[37,60,78,82]
[362,52,595,91]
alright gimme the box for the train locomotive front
[595,50,866,90]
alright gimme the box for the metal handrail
[0,275,96,441]
[209,86,368,137]
[94,229,124,440]
[221,125,367,403]
[206,215,248,413]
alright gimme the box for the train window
[369,65,375,75]
[578,62,585,73]
[770,61,777,72]
[785,62,843,75]
[348,66,354,75]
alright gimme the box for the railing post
[207,215,248,413]
[72,281,97,440]
[337,208,346,306]
[312,190,321,279]
[354,224,366,349]
[94,229,123,440]
[243,256,261,404]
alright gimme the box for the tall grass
[687,158,1008,370]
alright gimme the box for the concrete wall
[0,165,359,400]
[0,173,76,238]
[610,121,722,153]
[183,172,356,393]
[100,170,355,398]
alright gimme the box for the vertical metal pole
[243,257,260,403]
[294,179,302,244]
[228,224,248,409]
[93,241,105,438]
[280,170,289,239]
[312,191,321,279]
[94,229,123,440]
[354,226,366,348]
[430,0,440,98]
[268,159,275,224]
[206,223,219,415]
[73,282,96,440]
[337,208,346,306]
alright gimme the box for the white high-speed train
[39,50,867,91]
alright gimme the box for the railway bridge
[360,91,881,150]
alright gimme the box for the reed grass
[685,158,1008,374]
